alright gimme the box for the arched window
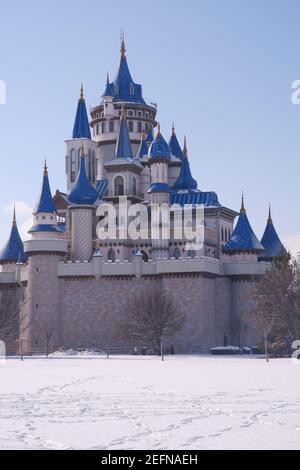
[132,176,137,196]
[221,227,224,242]
[130,83,135,95]
[108,248,116,263]
[114,176,125,196]
[109,121,114,133]
[71,149,76,182]
[128,121,134,132]
[174,247,181,260]
[137,121,142,133]
[101,122,105,134]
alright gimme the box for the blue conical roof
[223,198,264,253]
[34,163,57,214]
[116,107,133,159]
[174,138,197,190]
[0,208,27,264]
[169,127,183,159]
[136,131,148,159]
[146,128,154,144]
[68,150,98,205]
[72,85,91,140]
[102,74,114,97]
[260,208,286,260]
[149,128,171,160]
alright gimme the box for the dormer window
[130,83,134,95]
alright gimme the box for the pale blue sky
[0,0,300,251]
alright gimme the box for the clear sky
[0,0,300,253]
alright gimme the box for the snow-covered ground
[0,355,299,450]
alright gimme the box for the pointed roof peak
[116,106,133,159]
[34,162,57,214]
[183,136,188,158]
[268,203,273,224]
[44,158,48,176]
[120,30,126,56]
[80,83,84,101]
[0,208,27,264]
[72,87,91,140]
[12,204,16,227]
[172,122,176,134]
[149,126,172,160]
[240,192,246,214]
[136,130,148,159]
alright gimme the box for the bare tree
[0,288,18,347]
[119,284,186,355]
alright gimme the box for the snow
[0,355,299,450]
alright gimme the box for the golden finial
[172,122,175,134]
[80,83,84,101]
[44,158,48,176]
[80,143,85,158]
[240,192,246,214]
[12,204,16,227]
[121,103,126,119]
[183,136,188,157]
[120,30,126,56]
[268,203,273,224]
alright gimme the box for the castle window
[101,122,105,134]
[114,176,125,196]
[145,123,149,132]
[188,250,196,259]
[225,228,228,242]
[174,247,181,260]
[109,121,114,133]
[128,110,134,117]
[130,83,134,95]
[71,149,76,182]
[137,111,142,117]
[128,121,134,132]
[108,248,116,263]
[221,227,224,242]
[96,123,100,135]
[132,176,137,196]
[137,121,142,133]
[145,112,149,118]
[141,251,149,263]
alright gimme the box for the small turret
[102,74,115,120]
[72,84,91,140]
[168,124,183,159]
[259,205,286,261]
[29,161,63,237]
[115,105,133,159]
[223,195,264,254]
[68,145,99,205]
[0,206,27,271]
[173,137,197,191]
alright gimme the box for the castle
[0,39,286,354]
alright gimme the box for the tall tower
[68,146,99,261]
[147,126,172,259]
[65,85,97,191]
[90,38,157,179]
[24,163,68,353]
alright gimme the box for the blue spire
[173,137,198,191]
[169,124,183,159]
[68,146,99,205]
[102,73,114,97]
[260,206,286,260]
[0,206,27,264]
[34,161,57,214]
[149,125,171,160]
[223,196,264,253]
[109,37,146,105]
[136,130,148,159]
[146,128,154,144]
[116,105,133,159]
[72,85,91,140]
